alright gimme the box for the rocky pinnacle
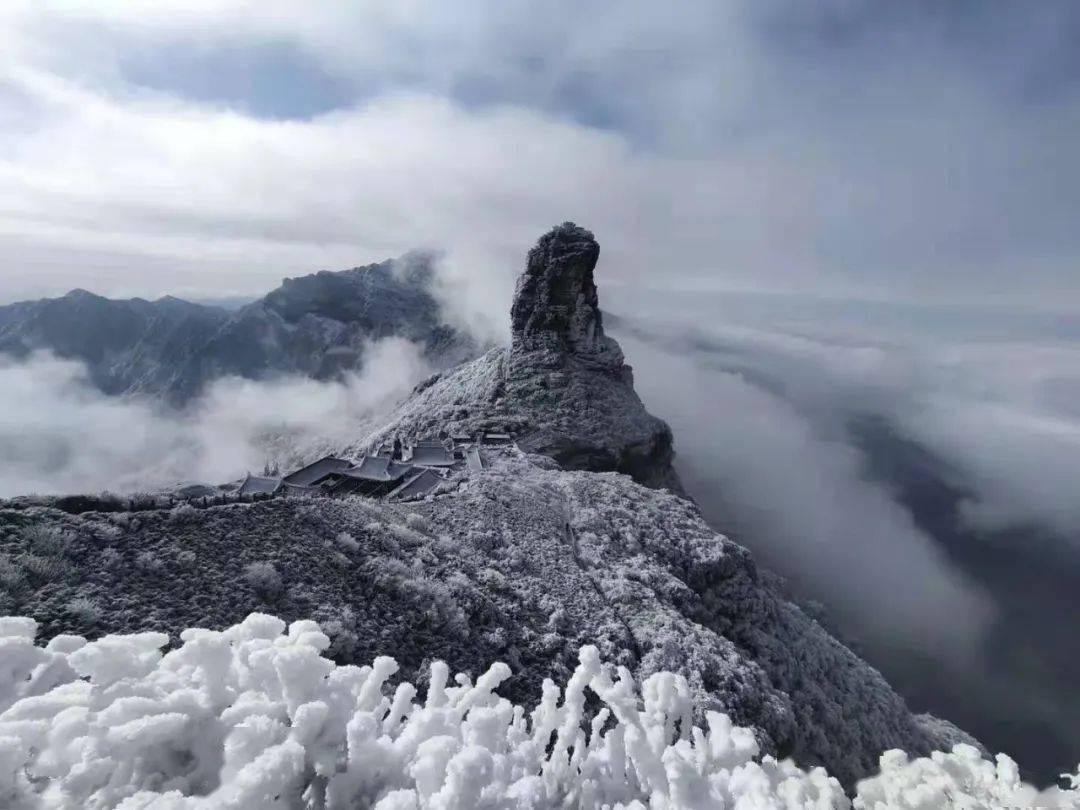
[510,222,621,365]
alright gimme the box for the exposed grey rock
[362,224,681,491]
[0,451,960,786]
[511,222,619,363]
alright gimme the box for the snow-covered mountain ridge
[0,255,473,405]
[0,448,974,789]
[359,224,680,491]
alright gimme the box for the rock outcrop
[361,223,682,491]
[510,222,620,363]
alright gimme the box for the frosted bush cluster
[0,614,1076,810]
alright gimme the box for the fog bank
[0,338,429,497]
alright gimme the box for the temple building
[241,433,515,503]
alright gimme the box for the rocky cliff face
[510,222,620,363]
[361,223,682,491]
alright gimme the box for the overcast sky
[3,1,1080,329]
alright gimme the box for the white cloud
[624,308,1080,538]
[0,339,428,497]
[900,388,1080,540]
[620,331,994,657]
[4,2,1080,320]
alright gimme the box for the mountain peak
[62,288,106,302]
[360,223,681,491]
[510,222,619,365]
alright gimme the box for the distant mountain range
[0,255,475,405]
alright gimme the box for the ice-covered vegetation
[0,453,982,786]
[1,613,1075,809]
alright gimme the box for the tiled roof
[238,475,282,496]
[340,456,416,482]
[408,445,455,466]
[282,456,351,487]
[388,468,443,499]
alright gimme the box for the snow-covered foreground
[0,614,1075,809]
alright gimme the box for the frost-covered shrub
[477,566,507,591]
[243,561,283,601]
[315,603,360,661]
[335,531,360,552]
[65,596,102,628]
[88,522,124,543]
[135,550,164,573]
[547,607,569,632]
[372,559,469,637]
[378,557,413,580]
[2,612,1072,809]
[168,502,200,525]
[467,527,499,552]
[433,535,456,557]
[388,521,428,550]
[17,552,68,584]
[405,512,432,535]
[98,546,122,569]
[395,576,468,637]
[22,525,69,558]
[0,555,26,593]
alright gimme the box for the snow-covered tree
[0,614,1075,809]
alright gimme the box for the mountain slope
[160,255,474,404]
[0,255,474,405]
[0,450,970,787]
[0,290,230,396]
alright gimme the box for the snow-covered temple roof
[388,468,443,499]
[238,474,282,496]
[407,444,455,467]
[340,456,415,482]
[282,456,351,487]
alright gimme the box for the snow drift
[1,614,1076,809]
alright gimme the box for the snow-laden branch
[0,614,1075,809]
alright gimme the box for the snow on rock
[357,223,681,491]
[509,222,620,361]
[0,614,1075,810]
